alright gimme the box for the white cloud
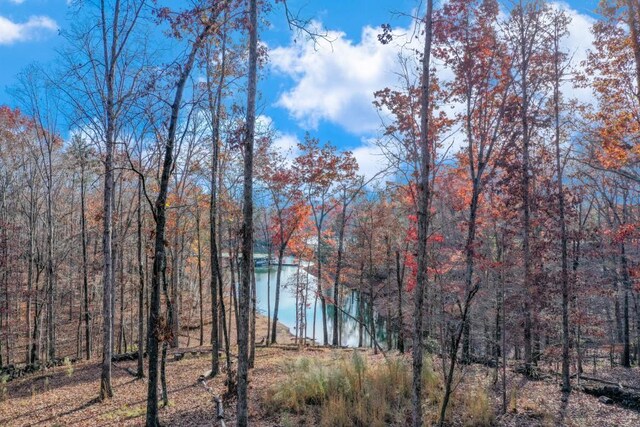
[270,22,420,136]
[256,114,301,162]
[0,15,57,45]
[269,3,596,137]
[552,2,597,105]
[8,0,26,4]
[256,114,274,130]
[272,133,301,159]
[350,137,390,184]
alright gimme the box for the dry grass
[461,384,495,427]
[263,352,435,426]
[2,338,640,427]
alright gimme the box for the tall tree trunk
[237,0,257,424]
[552,20,571,391]
[161,261,173,406]
[98,0,122,399]
[195,200,204,347]
[294,264,300,344]
[119,238,125,354]
[413,2,433,426]
[266,242,271,344]
[517,2,534,371]
[438,289,477,427]
[462,189,479,363]
[271,247,285,343]
[146,22,212,425]
[26,184,35,363]
[249,265,257,367]
[170,238,180,348]
[358,263,364,348]
[31,271,41,364]
[100,114,115,399]
[136,172,145,376]
[46,144,55,363]
[316,226,329,346]
[230,247,240,336]
[396,250,405,353]
[621,242,632,368]
[0,188,6,368]
[332,203,347,346]
[206,35,226,376]
[80,161,92,361]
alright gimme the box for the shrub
[320,395,351,427]
[508,387,518,413]
[263,352,419,426]
[0,374,9,402]
[461,385,495,427]
[64,357,73,377]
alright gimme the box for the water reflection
[254,262,390,348]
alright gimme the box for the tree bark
[396,250,405,353]
[551,17,571,391]
[237,0,258,424]
[413,2,433,426]
[271,248,285,343]
[145,19,213,426]
[332,200,348,346]
[136,170,145,377]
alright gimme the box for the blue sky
[0,0,600,177]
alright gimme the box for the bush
[508,387,518,413]
[0,374,9,402]
[263,352,418,426]
[462,385,495,427]
[319,395,351,427]
[64,357,73,377]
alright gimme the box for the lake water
[254,263,388,347]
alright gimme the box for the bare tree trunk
[146,20,213,425]
[237,0,257,424]
[438,287,479,427]
[98,0,121,399]
[501,240,507,414]
[45,141,55,363]
[26,183,35,363]
[461,189,479,363]
[271,247,285,343]
[161,263,172,407]
[358,263,364,348]
[294,264,300,344]
[396,251,405,353]
[413,2,433,426]
[266,244,271,344]
[0,188,6,368]
[515,2,534,371]
[194,200,204,347]
[205,4,228,374]
[313,225,328,346]
[170,238,181,348]
[79,158,92,361]
[622,242,632,368]
[332,203,347,346]
[119,231,125,354]
[249,265,256,368]
[229,247,239,336]
[136,171,145,377]
[551,17,571,390]
[303,267,310,345]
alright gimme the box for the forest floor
[2,346,640,426]
[1,312,639,427]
